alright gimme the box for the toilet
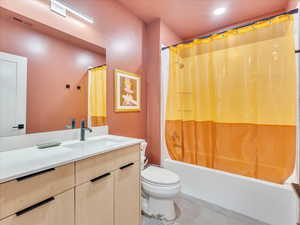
[140,142,181,221]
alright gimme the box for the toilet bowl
[141,165,181,220]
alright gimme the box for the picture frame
[114,69,141,112]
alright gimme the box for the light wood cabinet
[114,145,140,169]
[75,145,140,185]
[114,162,140,225]
[76,172,114,225]
[75,144,140,225]
[75,151,115,185]
[0,163,74,220]
[0,144,140,225]
[0,189,74,225]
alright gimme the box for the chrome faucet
[80,120,92,141]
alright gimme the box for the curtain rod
[88,64,106,70]
[162,8,299,50]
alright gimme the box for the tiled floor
[141,194,269,225]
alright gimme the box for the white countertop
[0,135,144,184]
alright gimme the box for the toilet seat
[141,166,180,186]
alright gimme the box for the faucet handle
[81,119,86,128]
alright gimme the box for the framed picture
[115,69,141,112]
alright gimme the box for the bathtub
[163,159,298,225]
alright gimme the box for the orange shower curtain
[165,14,297,184]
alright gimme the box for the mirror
[0,14,106,137]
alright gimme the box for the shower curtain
[88,66,107,126]
[165,14,297,184]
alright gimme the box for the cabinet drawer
[75,151,115,185]
[114,145,140,169]
[0,163,74,220]
[76,172,113,225]
[0,189,74,225]
[75,145,140,185]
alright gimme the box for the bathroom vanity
[0,135,142,225]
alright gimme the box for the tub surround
[0,134,143,183]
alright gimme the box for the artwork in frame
[115,69,141,112]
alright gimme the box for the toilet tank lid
[141,166,180,185]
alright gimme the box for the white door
[0,52,27,137]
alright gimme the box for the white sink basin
[65,137,127,151]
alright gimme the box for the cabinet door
[76,172,113,225]
[114,161,140,225]
[0,189,74,225]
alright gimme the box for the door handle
[16,168,55,182]
[12,124,24,130]
[120,162,134,170]
[90,172,111,183]
[16,197,55,216]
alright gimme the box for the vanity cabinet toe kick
[0,144,141,225]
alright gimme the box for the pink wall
[287,0,299,10]
[0,16,105,133]
[0,0,147,139]
[144,20,182,164]
[144,19,161,164]
[160,21,182,46]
